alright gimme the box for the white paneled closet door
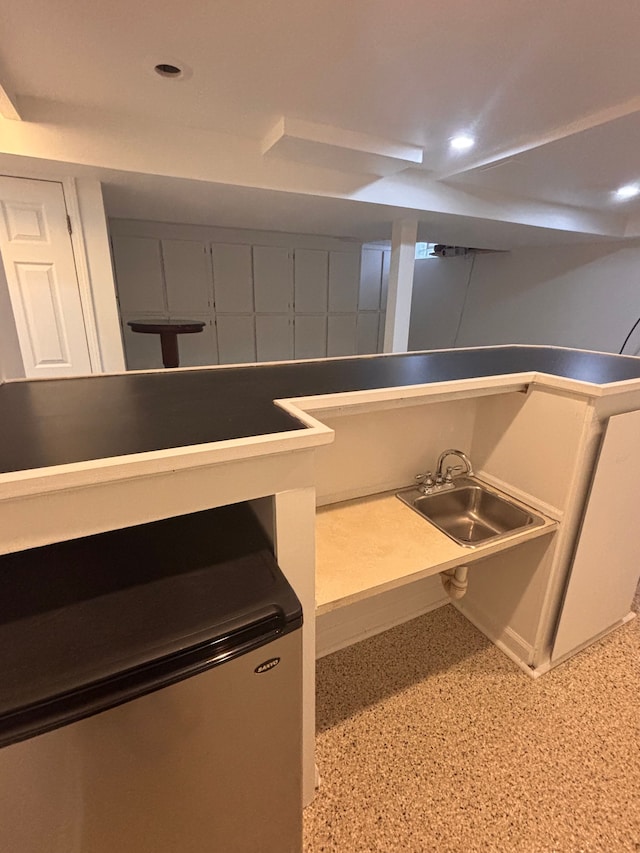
[295,315,327,360]
[111,235,165,315]
[253,246,292,312]
[256,315,293,362]
[162,240,211,314]
[0,176,93,377]
[211,244,253,313]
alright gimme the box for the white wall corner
[384,218,418,352]
[69,178,125,372]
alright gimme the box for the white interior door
[0,176,93,377]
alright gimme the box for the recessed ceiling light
[615,183,640,200]
[450,135,475,152]
[154,63,183,78]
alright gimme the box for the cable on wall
[452,252,477,347]
[619,316,640,354]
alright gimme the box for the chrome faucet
[435,449,474,484]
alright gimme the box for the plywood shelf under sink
[315,488,558,614]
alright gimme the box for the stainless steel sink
[396,477,545,547]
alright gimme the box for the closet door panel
[163,240,211,314]
[327,314,357,357]
[212,244,254,314]
[112,235,165,314]
[253,246,292,313]
[294,249,328,313]
[256,315,293,362]
[168,317,218,367]
[328,252,360,313]
[359,249,383,311]
[216,315,256,364]
[356,313,380,355]
[295,315,327,360]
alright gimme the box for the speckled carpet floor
[304,589,640,853]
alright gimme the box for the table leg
[159,332,180,368]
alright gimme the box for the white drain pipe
[441,565,469,600]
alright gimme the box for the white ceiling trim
[434,94,640,182]
[0,73,21,121]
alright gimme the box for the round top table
[127,320,205,368]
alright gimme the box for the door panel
[329,252,360,313]
[253,246,292,313]
[294,249,328,313]
[0,177,92,377]
[169,317,218,367]
[216,315,256,364]
[327,314,357,357]
[356,313,380,354]
[212,244,253,313]
[256,315,293,362]
[295,315,327,360]
[163,240,211,315]
[359,249,383,311]
[111,235,165,315]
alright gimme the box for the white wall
[409,241,640,355]
[408,256,473,351]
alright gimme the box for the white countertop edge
[0,424,334,500]
[4,353,640,498]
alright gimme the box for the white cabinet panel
[111,235,165,314]
[212,244,253,313]
[253,246,292,313]
[294,249,328,313]
[552,409,640,661]
[256,315,293,362]
[295,315,327,360]
[329,252,360,313]
[327,314,357,357]
[359,249,383,311]
[121,315,167,370]
[162,240,211,314]
[169,317,218,367]
[356,313,380,354]
[216,315,256,364]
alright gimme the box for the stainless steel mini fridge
[0,504,303,853]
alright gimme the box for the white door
[0,176,92,377]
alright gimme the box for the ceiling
[1,0,640,246]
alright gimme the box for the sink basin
[396,477,545,547]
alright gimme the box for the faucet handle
[415,472,434,492]
[444,465,464,482]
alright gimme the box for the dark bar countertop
[1,346,640,475]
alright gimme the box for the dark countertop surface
[1,346,639,475]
